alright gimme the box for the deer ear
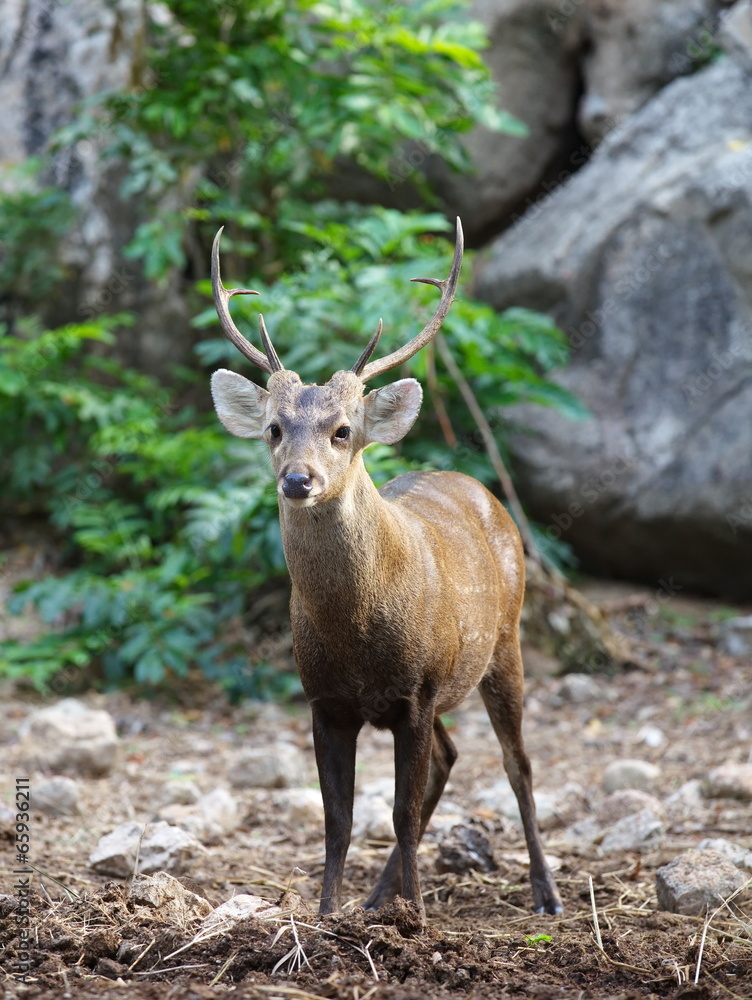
[363,378,423,445]
[211,369,270,438]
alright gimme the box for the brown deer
[209,219,562,926]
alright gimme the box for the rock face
[425,0,583,240]
[577,0,721,143]
[0,0,190,369]
[476,53,752,598]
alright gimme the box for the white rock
[697,838,752,872]
[19,699,118,776]
[718,614,752,657]
[602,759,660,794]
[89,820,206,876]
[706,761,752,801]
[656,849,751,915]
[558,673,602,703]
[600,809,664,854]
[33,776,81,816]
[161,780,201,806]
[596,790,663,826]
[159,788,240,845]
[665,779,704,809]
[559,816,603,850]
[128,872,213,923]
[199,894,284,936]
[476,779,583,830]
[475,780,522,825]
[637,725,665,748]
[358,778,395,805]
[275,788,325,828]
[228,745,308,789]
[0,802,15,833]
[352,795,394,842]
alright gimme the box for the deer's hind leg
[364,716,457,911]
[479,638,562,915]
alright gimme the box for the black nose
[282,473,313,499]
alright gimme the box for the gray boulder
[476,52,752,598]
[0,0,190,368]
[425,0,583,239]
[578,0,721,143]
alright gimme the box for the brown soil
[1,580,751,1000]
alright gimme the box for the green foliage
[194,207,587,487]
[0,160,75,320]
[0,214,580,691]
[1,0,583,693]
[57,0,525,282]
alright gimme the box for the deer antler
[211,227,284,374]
[354,218,464,382]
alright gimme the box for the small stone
[665,779,704,810]
[637,725,665,748]
[697,838,752,872]
[359,778,395,805]
[706,761,752,801]
[33,776,81,816]
[596,790,663,826]
[275,788,325,828]
[158,787,239,845]
[19,699,118,776]
[476,780,581,830]
[475,780,522,825]
[128,872,213,923]
[0,803,15,836]
[436,826,497,875]
[559,816,603,850]
[600,809,664,854]
[228,744,308,789]
[602,759,660,794]
[89,820,206,877]
[161,780,201,806]
[199,894,284,936]
[717,615,752,657]
[656,849,751,916]
[558,674,602,703]
[352,795,393,842]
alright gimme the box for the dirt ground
[1,580,751,1000]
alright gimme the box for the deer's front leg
[311,702,361,914]
[391,692,436,924]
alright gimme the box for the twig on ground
[589,876,603,950]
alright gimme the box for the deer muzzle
[282,472,314,500]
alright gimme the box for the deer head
[210,221,463,508]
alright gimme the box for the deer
[209,219,562,927]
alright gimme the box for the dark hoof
[534,903,564,915]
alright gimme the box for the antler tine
[351,319,383,376]
[211,227,283,374]
[258,314,283,372]
[357,218,464,382]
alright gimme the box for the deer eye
[269,423,281,440]
[333,426,350,441]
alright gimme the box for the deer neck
[279,457,407,623]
